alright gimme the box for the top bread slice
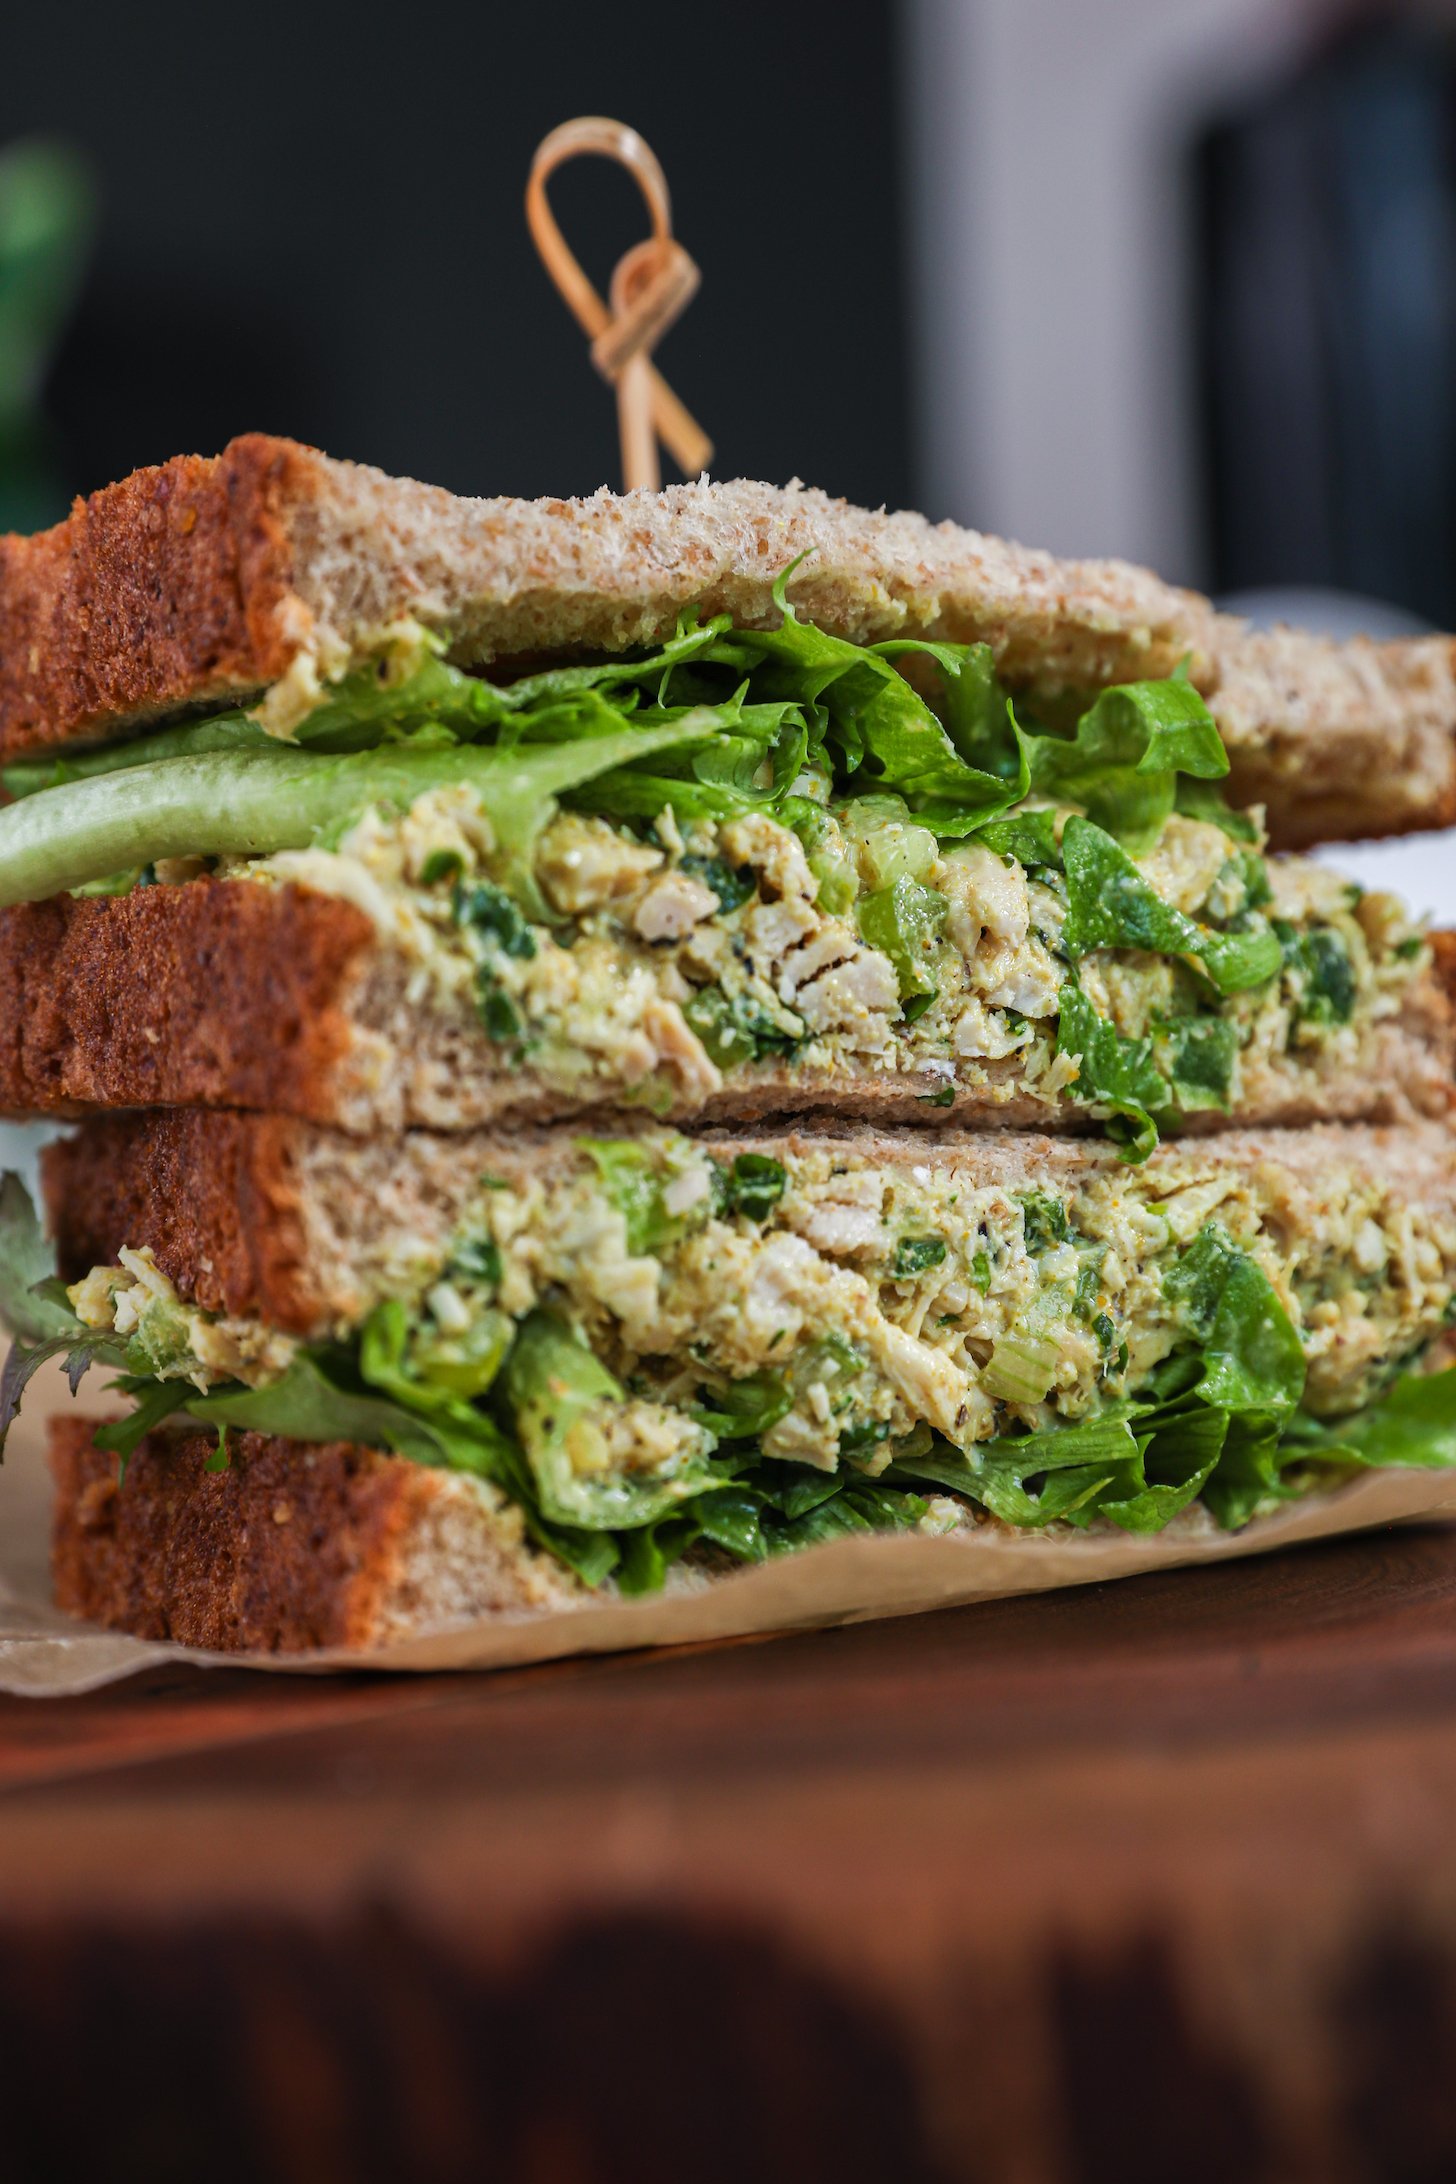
[2,435,1452,848]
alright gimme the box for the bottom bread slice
[49,1418,589,1652]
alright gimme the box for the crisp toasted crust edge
[49,1418,583,1651]
[0,878,376,1124]
[0,438,327,755]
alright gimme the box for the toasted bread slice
[3,876,1451,1138]
[4,436,1453,845]
[49,1418,586,1651]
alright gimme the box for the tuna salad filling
[6,1133,1456,1591]
[0,578,1430,1158]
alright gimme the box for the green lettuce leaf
[1060,817,1283,994]
[1283,1367,1456,1473]
[1024,676,1228,853]
[1164,1223,1305,1419]
[0,721,723,913]
[708,571,1031,835]
[188,1349,508,1475]
[503,1310,720,1529]
[0,1172,76,1342]
[1055,979,1165,1161]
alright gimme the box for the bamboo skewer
[526,116,712,491]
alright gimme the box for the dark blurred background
[1,0,912,523]
[5,0,1456,633]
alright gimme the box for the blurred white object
[1219,586,1430,640]
[0,1122,57,1202]
[1311,831,1456,925]
[1223,582,1456,923]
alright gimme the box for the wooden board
[2,1523,1456,2181]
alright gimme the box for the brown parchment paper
[3,1360,1455,1698]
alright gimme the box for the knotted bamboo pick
[526,117,713,491]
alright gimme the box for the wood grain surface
[3,1523,1456,2183]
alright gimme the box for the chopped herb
[917,1084,956,1108]
[454,879,537,960]
[970,1249,993,1293]
[720,1154,788,1222]
[1157,1016,1238,1113]
[839,1418,891,1457]
[684,985,803,1068]
[679,853,754,914]
[889,1235,948,1280]
[1276,923,1357,1026]
[475,971,523,1041]
[450,1234,502,1289]
[1072,1256,1103,1318]
[1396,935,1425,961]
[1212,849,1272,914]
[421,847,465,886]
[1018,1190,1070,1253]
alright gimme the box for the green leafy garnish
[1060,818,1283,994]
[1017,1191,1071,1254]
[1056,980,1166,1162]
[1277,923,1358,1027]
[717,1153,789,1222]
[857,876,945,1020]
[889,1235,948,1280]
[1023,676,1229,853]
[580,1138,694,1257]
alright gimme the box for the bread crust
[0,877,374,1121]
[0,436,1207,759]
[0,440,321,756]
[50,1418,421,1649]
[49,1418,581,1651]
[8,436,1453,844]
[45,1110,323,1330]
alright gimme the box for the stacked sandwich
[2,434,1456,1652]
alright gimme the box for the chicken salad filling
[0,576,1430,1159]
[6,1133,1456,1591]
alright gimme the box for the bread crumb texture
[49,1418,583,1653]
[4,435,1452,842]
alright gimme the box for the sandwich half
[10,1112,1456,1650]
[0,441,1451,1150]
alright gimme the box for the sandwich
[1,436,1454,1658]
[0,438,1451,1145]
[9,1109,1456,1648]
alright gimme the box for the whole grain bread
[49,1417,584,1651]
[4,436,1452,845]
[4,874,1452,1137]
[44,1109,1456,1342]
